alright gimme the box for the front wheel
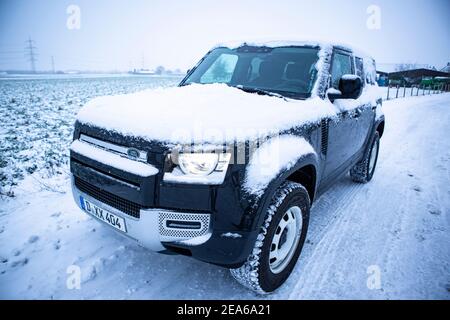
[230,181,310,294]
[350,131,380,183]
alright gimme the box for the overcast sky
[0,0,449,72]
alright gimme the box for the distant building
[376,70,389,87]
[129,68,156,75]
[387,68,450,86]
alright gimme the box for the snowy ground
[0,81,449,299]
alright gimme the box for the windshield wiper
[234,85,288,101]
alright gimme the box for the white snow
[77,83,339,144]
[1,76,449,299]
[244,136,316,197]
[221,232,243,239]
[70,140,158,177]
[312,44,333,97]
[164,167,225,185]
[177,233,212,246]
[341,74,359,80]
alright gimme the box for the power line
[51,56,55,73]
[24,37,38,73]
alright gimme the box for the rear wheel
[230,181,310,293]
[350,132,380,183]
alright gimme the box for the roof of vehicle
[215,38,374,61]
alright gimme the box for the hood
[76,83,336,145]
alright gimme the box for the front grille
[75,177,141,218]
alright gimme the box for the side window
[200,53,238,84]
[355,57,365,82]
[331,52,353,89]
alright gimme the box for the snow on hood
[77,83,383,145]
[76,83,337,145]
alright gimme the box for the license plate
[79,196,127,233]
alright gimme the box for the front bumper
[69,126,260,267]
[71,175,212,252]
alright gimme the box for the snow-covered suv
[70,40,385,293]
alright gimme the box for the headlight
[178,153,219,176]
[163,148,231,185]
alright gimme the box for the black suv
[70,41,385,293]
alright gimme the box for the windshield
[182,46,320,99]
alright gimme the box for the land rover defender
[70,40,385,293]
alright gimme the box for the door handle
[352,109,362,118]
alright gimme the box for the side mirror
[327,74,363,102]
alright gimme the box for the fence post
[428,86,431,95]
[422,85,425,95]
[410,86,414,96]
[416,86,419,96]
[387,85,390,100]
[403,86,406,97]
[396,85,399,99]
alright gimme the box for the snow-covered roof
[216,39,325,49]
[215,38,374,61]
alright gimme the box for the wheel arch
[250,153,318,231]
[376,120,385,138]
[285,164,317,203]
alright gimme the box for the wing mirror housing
[328,74,363,102]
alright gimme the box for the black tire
[230,181,310,293]
[350,131,380,183]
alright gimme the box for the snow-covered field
[0,75,449,299]
[0,75,181,192]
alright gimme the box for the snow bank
[243,135,316,197]
[70,140,158,177]
[77,83,337,144]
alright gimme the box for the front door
[322,50,357,180]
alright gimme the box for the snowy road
[1,93,449,299]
